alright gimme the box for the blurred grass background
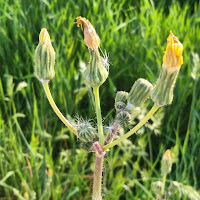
[0,0,200,199]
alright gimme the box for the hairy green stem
[42,81,78,136]
[93,86,104,145]
[93,154,104,200]
[104,104,160,150]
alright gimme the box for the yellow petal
[39,28,51,45]
[163,149,171,160]
[163,31,183,70]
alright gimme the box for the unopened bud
[34,28,56,82]
[77,121,97,142]
[115,91,128,105]
[127,78,153,108]
[168,181,180,195]
[116,111,131,127]
[161,150,172,175]
[115,102,126,111]
[150,31,183,106]
[151,181,163,195]
[84,49,108,87]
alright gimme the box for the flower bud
[116,111,131,127]
[34,28,56,82]
[75,16,100,50]
[77,121,97,142]
[151,181,163,195]
[127,78,153,108]
[115,91,128,105]
[115,102,126,112]
[161,149,172,175]
[84,49,108,87]
[168,181,180,195]
[150,31,183,106]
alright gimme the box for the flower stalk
[42,81,78,136]
[93,86,104,146]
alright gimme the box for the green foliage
[0,0,200,199]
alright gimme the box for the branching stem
[103,104,160,150]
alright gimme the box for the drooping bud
[150,31,183,106]
[151,181,163,196]
[34,28,56,82]
[75,16,100,50]
[116,111,131,127]
[77,121,97,142]
[168,181,180,195]
[127,78,153,108]
[161,149,172,175]
[84,49,108,87]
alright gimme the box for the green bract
[84,49,108,87]
[127,78,153,108]
[34,28,55,81]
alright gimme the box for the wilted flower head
[163,31,183,72]
[76,17,109,87]
[75,16,100,50]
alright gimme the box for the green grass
[0,0,200,199]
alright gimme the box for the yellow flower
[163,31,183,72]
[150,31,183,106]
[75,16,100,50]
